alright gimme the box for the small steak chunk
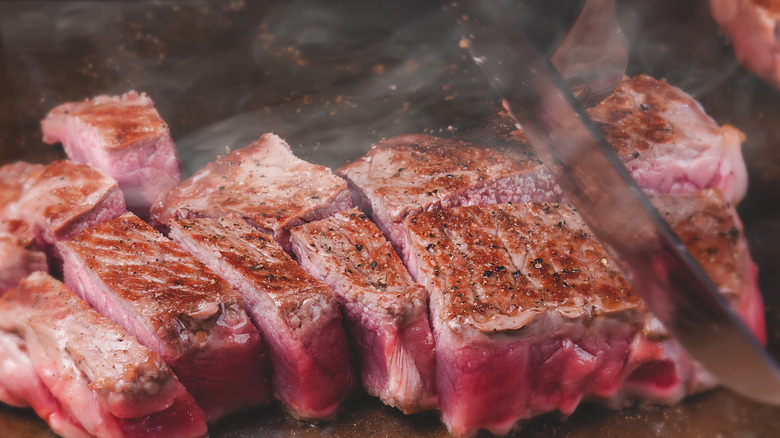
[290,208,437,414]
[58,213,271,422]
[710,0,780,89]
[0,160,127,259]
[152,133,352,251]
[169,214,353,421]
[402,190,762,437]
[0,272,207,438]
[0,231,47,295]
[339,75,747,253]
[41,91,181,217]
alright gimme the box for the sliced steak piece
[0,272,207,438]
[0,232,47,295]
[169,214,353,421]
[0,160,127,260]
[339,75,747,253]
[289,208,437,414]
[710,0,780,89]
[402,190,762,437]
[151,133,352,251]
[41,91,181,218]
[58,213,271,423]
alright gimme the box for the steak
[41,91,181,218]
[0,232,47,294]
[151,133,352,251]
[0,160,127,260]
[401,190,763,437]
[0,272,207,438]
[289,208,437,414]
[57,213,272,423]
[169,214,354,420]
[338,75,748,254]
[710,0,780,89]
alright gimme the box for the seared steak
[151,133,352,251]
[339,75,748,253]
[58,213,272,423]
[402,190,763,437]
[0,232,46,294]
[710,0,780,89]
[290,208,437,414]
[169,214,354,421]
[41,91,181,217]
[0,160,127,259]
[0,272,207,438]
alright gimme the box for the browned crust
[152,134,348,231]
[171,215,337,328]
[59,213,243,341]
[405,190,745,332]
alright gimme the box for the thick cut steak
[152,133,352,251]
[290,208,437,414]
[710,0,780,89]
[0,232,46,295]
[169,214,354,421]
[0,160,127,259]
[339,75,747,253]
[58,213,271,423]
[402,190,763,437]
[0,272,207,438]
[41,91,181,218]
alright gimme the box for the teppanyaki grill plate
[1,0,779,437]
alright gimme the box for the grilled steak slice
[41,91,181,217]
[169,214,354,421]
[339,75,747,253]
[0,232,46,294]
[402,190,763,437]
[58,213,271,422]
[711,0,780,89]
[0,272,207,438]
[289,208,437,414]
[0,160,127,259]
[151,133,352,251]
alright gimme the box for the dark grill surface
[1,0,780,436]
